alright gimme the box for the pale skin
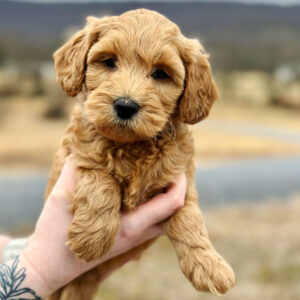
[0,157,187,299]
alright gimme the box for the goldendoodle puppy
[45,9,235,300]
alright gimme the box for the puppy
[45,9,235,300]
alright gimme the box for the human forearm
[0,255,50,299]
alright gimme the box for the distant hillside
[1,1,300,71]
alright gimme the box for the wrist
[0,255,48,300]
[20,251,53,299]
[21,234,74,296]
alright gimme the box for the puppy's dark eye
[103,58,116,69]
[152,69,169,80]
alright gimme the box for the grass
[96,195,300,300]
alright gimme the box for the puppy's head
[54,9,218,143]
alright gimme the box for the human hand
[19,157,187,298]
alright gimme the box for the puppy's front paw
[67,223,114,262]
[180,248,235,295]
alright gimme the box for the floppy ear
[178,38,218,124]
[53,17,102,97]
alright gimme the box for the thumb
[51,155,76,196]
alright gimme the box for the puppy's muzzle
[114,97,140,120]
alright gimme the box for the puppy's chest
[110,142,189,210]
[71,118,194,210]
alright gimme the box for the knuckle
[171,194,185,211]
[120,228,135,241]
[119,222,137,241]
[48,189,70,204]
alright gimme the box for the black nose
[114,98,140,120]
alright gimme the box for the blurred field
[0,1,299,299]
[0,95,300,171]
[96,195,300,300]
[0,96,70,171]
[192,102,300,162]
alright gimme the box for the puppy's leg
[46,289,62,300]
[46,268,99,300]
[59,268,99,300]
[165,164,235,295]
[68,169,121,261]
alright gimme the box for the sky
[11,0,300,6]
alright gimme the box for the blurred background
[0,0,300,299]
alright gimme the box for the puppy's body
[46,104,193,210]
[46,9,235,300]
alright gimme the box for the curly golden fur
[45,9,235,300]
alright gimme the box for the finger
[52,155,76,195]
[127,173,187,231]
[137,225,163,243]
[102,224,163,264]
[120,225,163,256]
